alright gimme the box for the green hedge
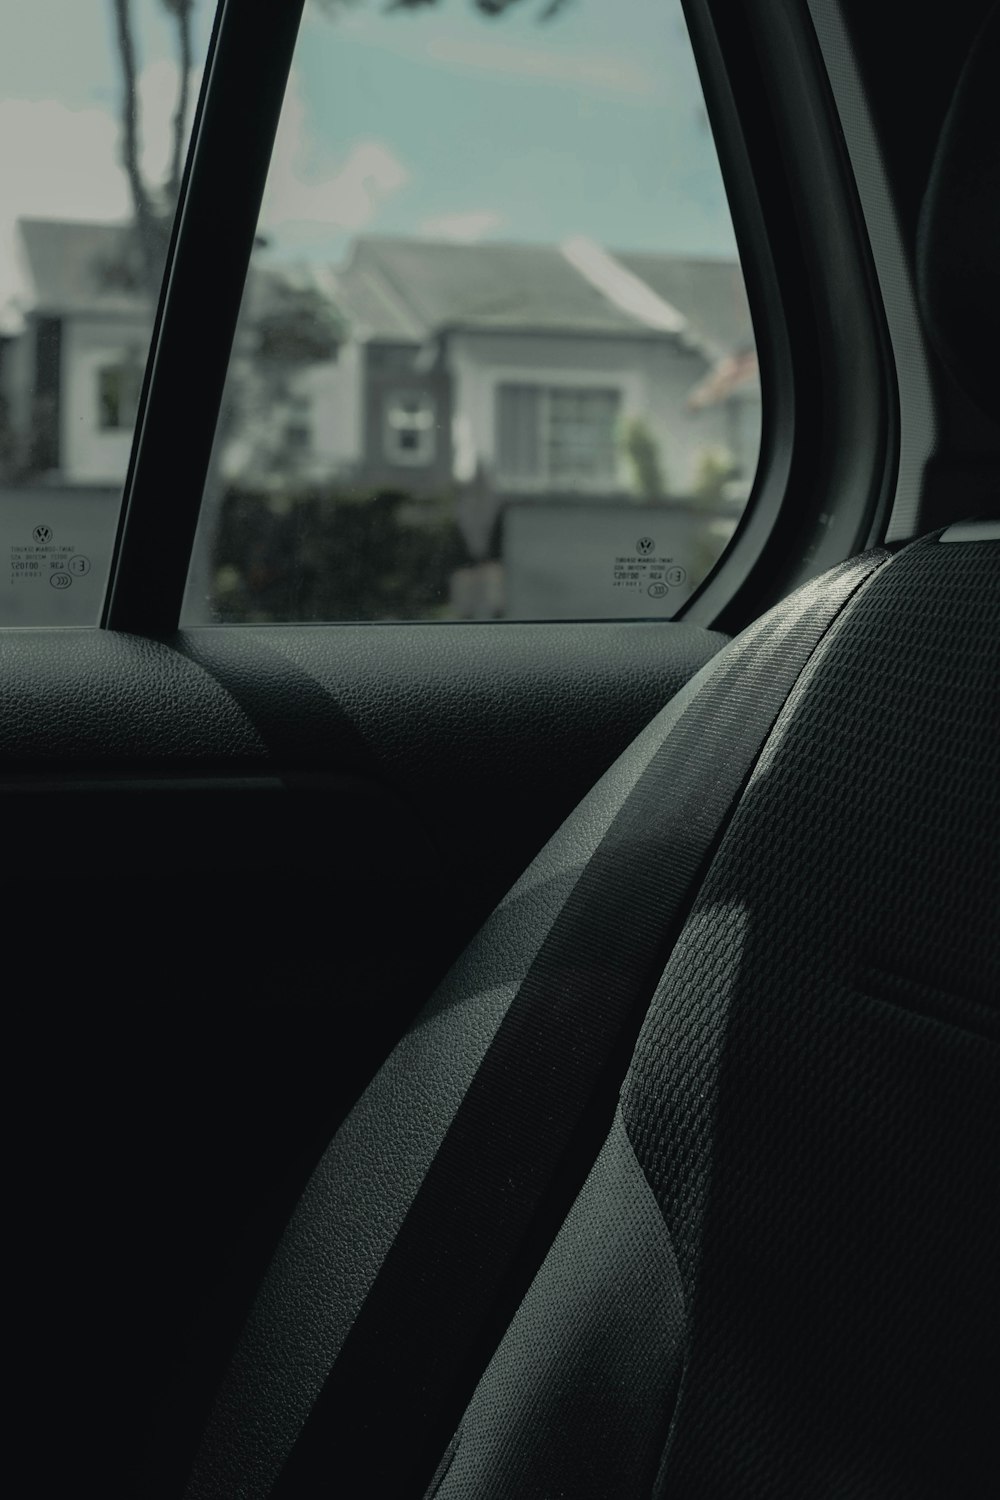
[211,488,469,623]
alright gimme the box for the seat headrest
[916,4,999,419]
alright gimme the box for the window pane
[384,391,436,465]
[548,388,620,484]
[0,0,216,626]
[497,385,541,482]
[184,0,760,625]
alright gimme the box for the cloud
[0,97,128,325]
[0,57,199,326]
[418,211,504,244]
[0,54,409,322]
[326,7,659,102]
[259,70,408,248]
[136,57,205,185]
[423,35,657,99]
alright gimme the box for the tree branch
[166,0,195,204]
[111,0,156,270]
[335,1,571,18]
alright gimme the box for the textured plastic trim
[939,520,1000,542]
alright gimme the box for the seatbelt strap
[199,551,890,1499]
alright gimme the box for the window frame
[678,0,897,628]
[96,360,142,434]
[102,0,306,634]
[96,0,900,638]
[383,389,437,468]
[495,381,625,492]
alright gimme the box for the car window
[0,0,215,626]
[181,0,760,625]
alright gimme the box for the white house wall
[61,314,151,485]
[299,341,362,474]
[446,330,741,496]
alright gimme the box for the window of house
[285,419,312,454]
[284,393,312,455]
[97,362,142,432]
[497,385,620,488]
[384,392,436,467]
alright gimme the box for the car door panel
[2,616,726,1487]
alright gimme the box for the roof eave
[440,320,693,342]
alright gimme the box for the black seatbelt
[191,550,889,1499]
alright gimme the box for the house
[0,221,163,626]
[331,235,760,522]
[0,219,153,486]
[1,220,759,508]
[0,221,760,621]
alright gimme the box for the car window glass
[182,0,760,625]
[0,0,215,626]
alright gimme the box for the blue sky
[0,0,740,316]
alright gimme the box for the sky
[0,0,741,323]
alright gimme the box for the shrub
[211,486,469,622]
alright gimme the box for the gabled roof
[337,237,653,340]
[16,219,348,341]
[614,252,755,359]
[15,219,756,364]
[336,236,749,351]
[18,218,150,316]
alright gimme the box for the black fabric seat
[173,12,999,1497]
[178,529,998,1500]
[434,526,999,1499]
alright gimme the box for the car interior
[3,0,997,1495]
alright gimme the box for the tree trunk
[168,0,195,203]
[111,0,162,293]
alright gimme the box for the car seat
[177,10,999,1497]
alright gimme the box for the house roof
[335,236,752,354]
[16,219,348,347]
[614,252,755,358]
[337,237,655,340]
[16,218,756,364]
[686,349,760,409]
[18,218,151,316]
